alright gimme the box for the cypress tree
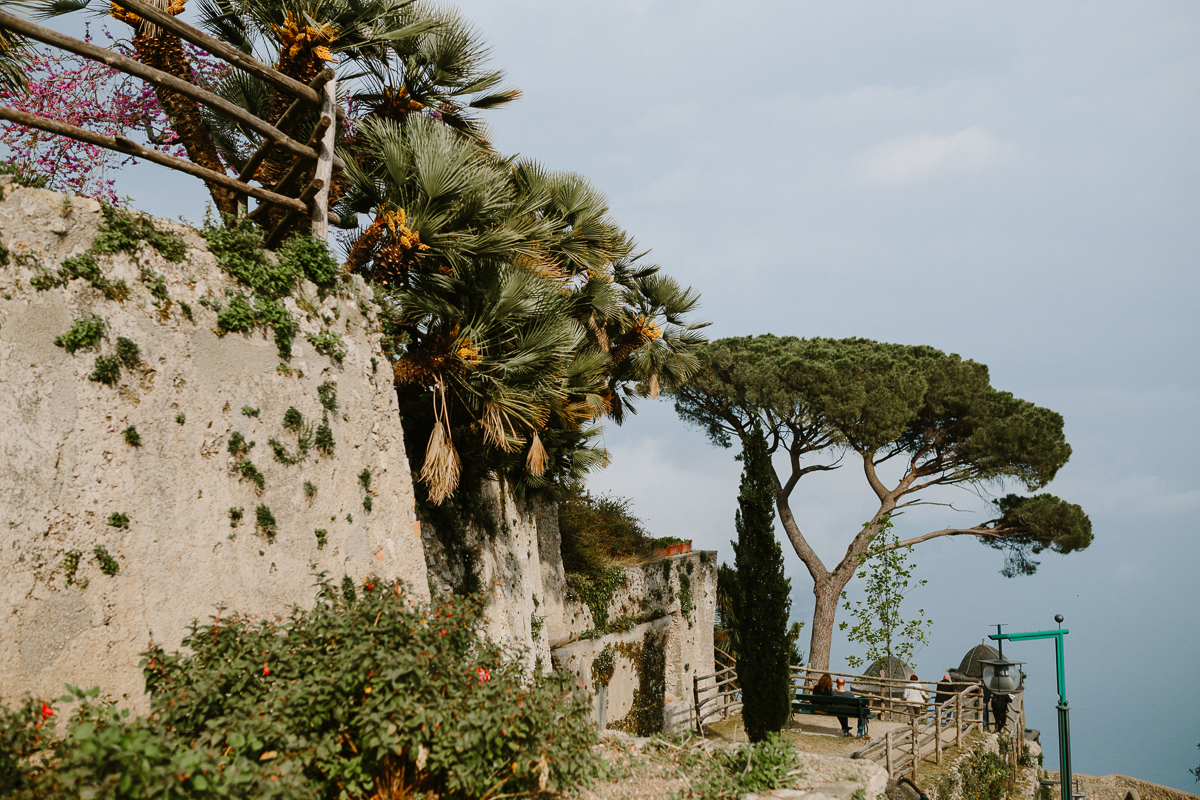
[731,420,792,741]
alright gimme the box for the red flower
[263,663,270,676]
[477,667,490,682]
[440,629,447,636]
[365,584,373,591]
[36,702,53,729]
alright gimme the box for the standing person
[980,677,991,728]
[903,673,929,718]
[990,691,1012,733]
[935,673,955,720]
[833,676,863,738]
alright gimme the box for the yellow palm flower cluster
[272,12,338,62]
[633,315,662,341]
[109,0,186,32]
[456,339,482,365]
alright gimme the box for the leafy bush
[115,337,141,368]
[559,488,675,576]
[317,380,338,412]
[307,330,346,364]
[107,512,130,529]
[254,505,277,542]
[54,314,106,354]
[686,733,801,799]
[314,418,334,456]
[93,544,119,576]
[88,355,121,385]
[0,580,603,799]
[93,205,187,262]
[938,746,1012,800]
[276,231,340,290]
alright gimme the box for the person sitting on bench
[833,676,864,737]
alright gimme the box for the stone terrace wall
[0,183,427,711]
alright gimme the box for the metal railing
[0,0,346,244]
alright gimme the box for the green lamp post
[987,615,1074,800]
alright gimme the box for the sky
[16,0,1200,791]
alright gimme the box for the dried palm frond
[526,430,548,476]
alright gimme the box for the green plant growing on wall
[255,505,277,542]
[730,421,792,741]
[363,496,373,513]
[178,302,193,322]
[93,544,119,576]
[283,407,303,430]
[107,512,130,529]
[314,418,334,456]
[122,426,141,447]
[358,469,371,491]
[566,568,625,633]
[54,314,106,354]
[307,330,346,364]
[93,204,187,262]
[838,516,933,672]
[227,431,254,458]
[304,481,316,500]
[88,355,121,385]
[175,413,185,425]
[239,461,265,493]
[608,629,667,736]
[115,337,140,368]
[317,380,338,412]
[341,574,357,605]
[241,405,259,418]
[314,529,327,550]
[229,507,243,528]
[62,549,83,586]
[138,268,169,305]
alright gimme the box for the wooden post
[310,74,336,241]
[910,716,920,782]
[693,675,703,736]
[935,700,943,764]
[956,691,962,748]
[885,730,893,776]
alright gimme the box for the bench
[791,693,875,736]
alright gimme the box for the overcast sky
[20,0,1200,789]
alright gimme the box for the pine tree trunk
[807,571,853,673]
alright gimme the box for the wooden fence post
[693,675,703,736]
[935,701,943,764]
[885,730,893,776]
[956,692,962,748]
[910,716,919,782]
[310,73,336,241]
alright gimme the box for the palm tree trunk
[114,3,236,216]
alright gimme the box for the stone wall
[549,551,717,734]
[0,183,427,711]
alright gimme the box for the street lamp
[988,615,1074,800]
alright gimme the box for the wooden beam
[0,104,306,214]
[264,178,323,249]
[236,69,333,185]
[0,11,323,166]
[310,74,336,240]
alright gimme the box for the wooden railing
[693,663,740,735]
[0,0,347,244]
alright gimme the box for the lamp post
[987,615,1073,800]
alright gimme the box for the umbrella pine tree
[731,421,792,741]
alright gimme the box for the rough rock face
[0,182,426,711]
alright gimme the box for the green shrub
[138,268,169,304]
[314,418,334,456]
[314,528,327,549]
[0,580,605,799]
[282,407,303,431]
[229,507,243,528]
[304,481,316,500]
[93,205,187,261]
[317,380,338,412]
[307,330,346,364]
[122,426,141,447]
[363,495,373,513]
[688,733,801,799]
[358,469,371,491]
[254,505,277,542]
[0,160,48,188]
[107,512,130,529]
[276,231,340,290]
[175,413,186,425]
[203,217,294,297]
[215,294,257,335]
[93,544,119,576]
[179,301,193,321]
[54,315,106,354]
[238,461,265,492]
[939,746,1012,800]
[88,355,121,385]
[558,488,662,576]
[241,405,259,418]
[227,431,253,458]
[115,337,141,368]
[61,550,82,586]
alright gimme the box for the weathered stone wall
[0,183,427,711]
[548,551,717,734]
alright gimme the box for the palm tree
[342,115,708,502]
